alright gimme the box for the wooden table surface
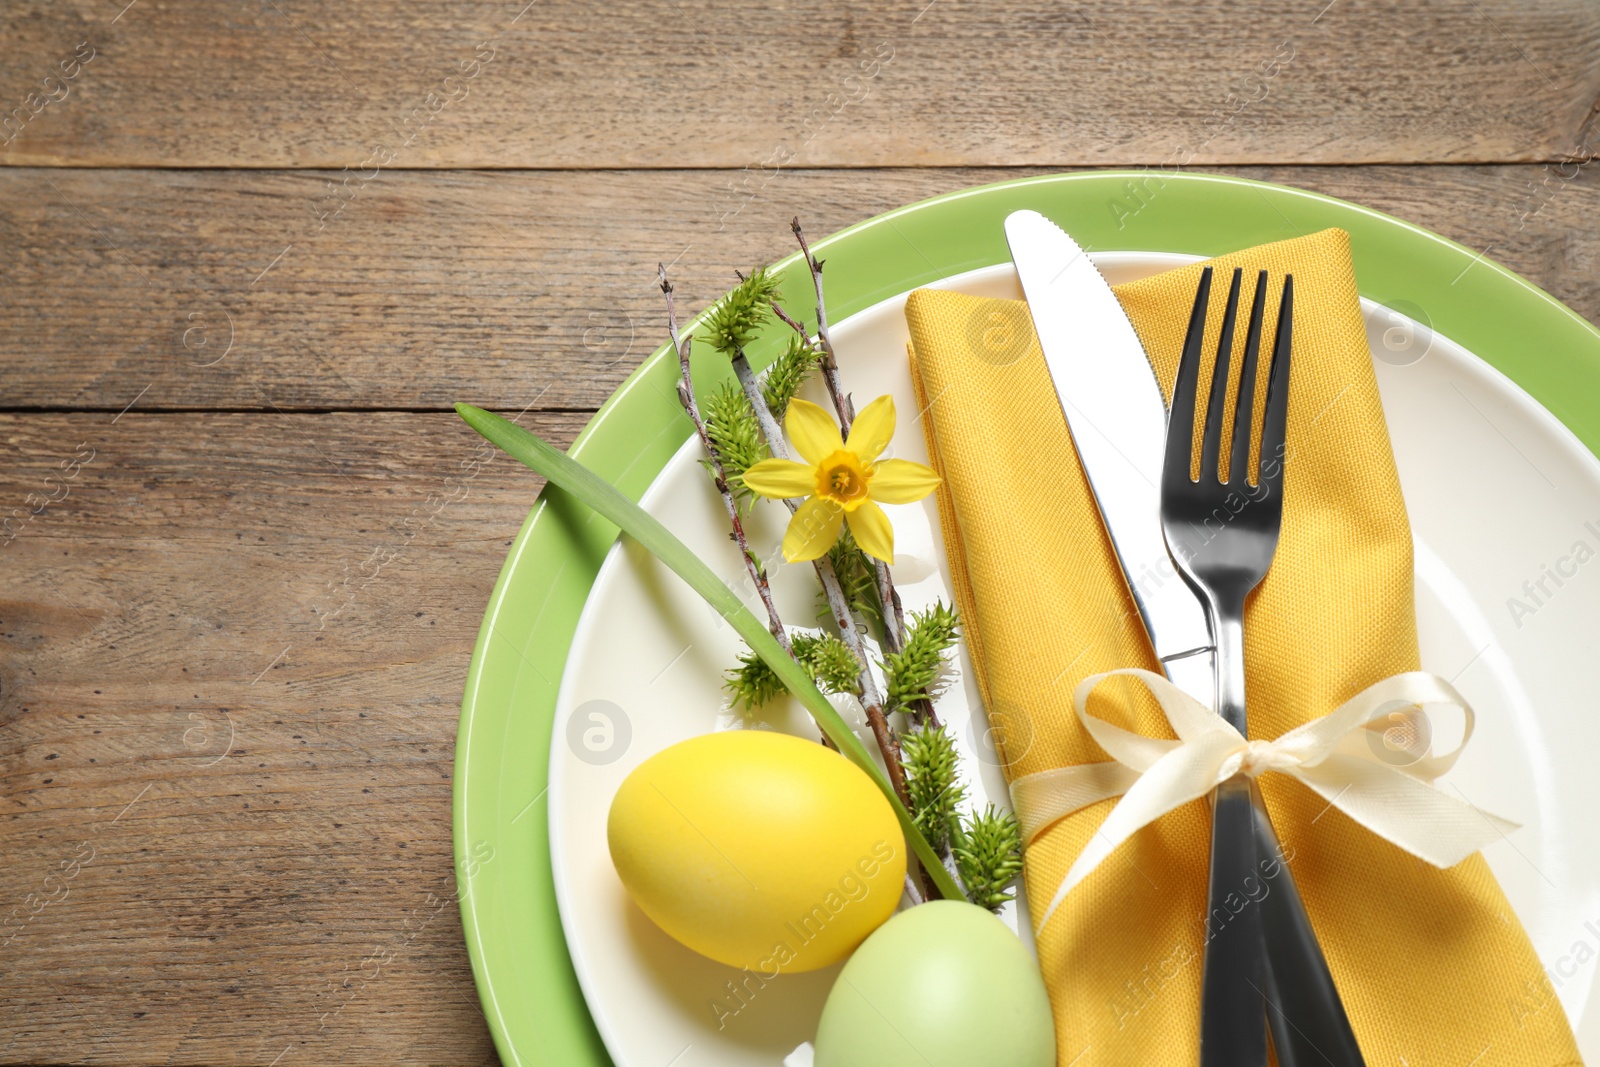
[2,1,1596,1063]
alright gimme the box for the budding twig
[790,216,849,423]
[661,266,792,657]
[783,220,936,726]
[725,344,910,808]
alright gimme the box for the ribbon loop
[1012,669,1518,932]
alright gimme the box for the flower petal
[845,499,894,564]
[869,459,941,505]
[741,459,817,500]
[785,398,844,467]
[783,496,844,563]
[844,395,896,463]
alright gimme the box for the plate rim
[454,170,1600,1067]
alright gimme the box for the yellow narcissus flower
[742,395,940,565]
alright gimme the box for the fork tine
[1258,275,1294,500]
[1229,271,1269,487]
[1165,267,1213,495]
[1200,269,1244,483]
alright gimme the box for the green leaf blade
[455,403,964,902]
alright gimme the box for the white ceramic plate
[549,255,1600,1067]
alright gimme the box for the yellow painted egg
[607,729,906,973]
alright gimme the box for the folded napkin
[906,228,1581,1066]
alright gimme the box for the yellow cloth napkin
[905,228,1581,1067]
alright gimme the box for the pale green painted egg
[814,900,1055,1067]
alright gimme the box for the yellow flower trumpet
[742,395,940,565]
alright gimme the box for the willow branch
[730,354,788,464]
[875,565,906,653]
[728,348,908,805]
[783,223,924,700]
[660,267,791,656]
[790,216,851,425]
[902,873,925,907]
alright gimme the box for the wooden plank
[0,1,1596,168]
[0,163,1595,413]
[2,160,1599,1063]
[0,410,587,1066]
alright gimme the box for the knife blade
[1001,209,1215,698]
[1004,209,1367,1067]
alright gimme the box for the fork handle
[1215,583,1366,1064]
[1200,775,1268,1067]
[1213,608,1249,735]
[1252,785,1368,1067]
[1199,588,1268,1066]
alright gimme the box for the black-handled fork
[1161,267,1366,1067]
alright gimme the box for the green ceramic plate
[453,171,1600,1066]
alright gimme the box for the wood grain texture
[0,164,1595,413]
[5,1,1600,1063]
[0,0,1597,168]
[0,410,587,1066]
[0,161,1595,1065]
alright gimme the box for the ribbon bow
[1009,668,1518,931]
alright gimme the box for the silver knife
[1005,209,1366,1067]
[1000,210,1216,701]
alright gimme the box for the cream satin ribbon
[1012,669,1519,932]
